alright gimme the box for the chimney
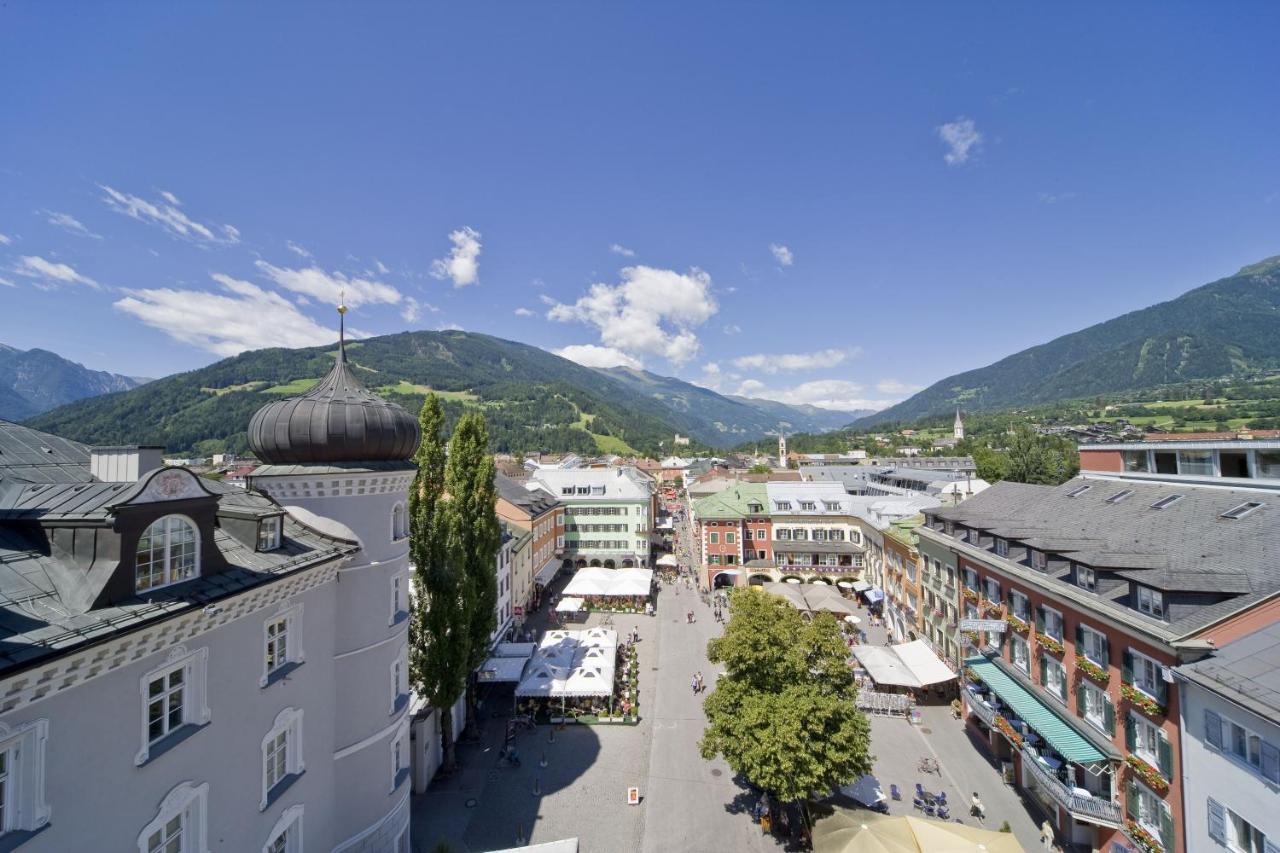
[90,446,165,483]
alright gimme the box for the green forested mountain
[858,256,1280,426]
[25,331,853,456]
[0,344,149,421]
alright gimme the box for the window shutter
[1075,623,1085,649]
[1099,633,1110,664]
[1125,712,1136,751]
[1204,709,1223,749]
[1076,682,1086,716]
[1059,674,1067,702]
[1006,588,1014,608]
[1158,735,1173,779]
[1040,654,1048,687]
[1125,780,1138,820]
[1159,802,1174,852]
[1206,797,1226,843]
[1122,648,1134,685]
[1261,740,1280,784]
[1155,677,1168,706]
[1104,697,1116,736]
[1035,605,1045,633]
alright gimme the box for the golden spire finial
[337,289,348,358]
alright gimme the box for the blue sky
[2,3,1279,411]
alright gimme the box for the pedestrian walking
[1040,819,1054,849]
[696,671,704,692]
[691,674,698,694]
[969,792,985,820]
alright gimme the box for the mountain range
[0,344,149,421]
[24,331,866,456]
[857,255,1280,426]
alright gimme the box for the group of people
[690,671,706,693]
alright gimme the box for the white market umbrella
[844,615,862,625]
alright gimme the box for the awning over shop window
[479,656,529,683]
[852,580,872,592]
[864,587,884,603]
[852,641,955,688]
[964,656,1108,764]
[535,559,561,587]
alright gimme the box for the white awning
[563,567,653,597]
[535,559,561,587]
[478,656,529,683]
[556,597,584,613]
[493,642,536,658]
[852,580,872,592]
[656,554,679,567]
[852,641,956,688]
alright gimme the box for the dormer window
[993,537,1008,558]
[1030,549,1047,571]
[136,515,199,593]
[799,501,816,511]
[774,501,791,511]
[747,503,763,513]
[1135,585,1166,619]
[259,516,283,551]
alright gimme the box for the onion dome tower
[248,301,419,464]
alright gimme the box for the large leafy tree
[700,589,872,804]
[444,412,502,722]
[409,394,472,772]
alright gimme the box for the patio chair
[911,795,925,811]
[914,783,924,797]
[889,784,901,801]
[936,804,950,820]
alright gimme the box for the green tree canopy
[700,588,872,803]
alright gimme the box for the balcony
[1018,744,1122,828]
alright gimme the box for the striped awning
[964,656,1107,764]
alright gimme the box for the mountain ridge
[856,256,1280,426]
[0,345,150,421]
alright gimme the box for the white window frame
[1041,605,1064,641]
[137,647,210,766]
[1010,590,1030,621]
[1076,564,1096,592]
[391,503,408,542]
[260,708,305,811]
[1030,549,1047,571]
[1044,655,1067,703]
[983,577,1000,602]
[260,604,304,688]
[1225,805,1267,853]
[137,781,209,853]
[136,514,201,594]
[1130,648,1163,699]
[389,572,407,626]
[258,515,282,552]
[1133,779,1166,840]
[390,644,409,715]
[390,720,411,793]
[994,537,1008,557]
[1010,634,1030,674]
[263,804,304,853]
[1079,624,1107,666]
[1080,680,1107,731]
[1130,711,1162,767]
[1136,585,1166,619]
[0,719,50,836]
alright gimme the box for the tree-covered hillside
[859,256,1280,425]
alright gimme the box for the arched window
[136,516,199,593]
[391,503,407,541]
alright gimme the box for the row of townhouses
[868,450,1280,853]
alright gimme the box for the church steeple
[953,408,964,440]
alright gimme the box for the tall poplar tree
[409,394,471,772]
[444,412,502,699]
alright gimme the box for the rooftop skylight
[1221,501,1265,520]
[1150,494,1183,510]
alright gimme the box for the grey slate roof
[495,473,559,517]
[928,478,1280,637]
[1176,619,1280,721]
[0,419,93,485]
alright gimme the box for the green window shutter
[1125,781,1138,819]
[1076,682,1086,716]
[1155,676,1168,706]
[1075,623,1085,649]
[1125,712,1136,751]
[1159,802,1174,851]
[1104,697,1116,736]
[1158,734,1173,779]
[1207,797,1226,843]
[1039,654,1048,687]
[1058,667,1067,702]
[1122,648,1134,685]
[1006,588,1014,608]
[1100,633,1110,663]
[1035,605,1045,633]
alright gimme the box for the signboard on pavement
[627,787,640,805]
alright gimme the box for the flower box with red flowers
[1121,684,1166,718]
[1036,632,1064,656]
[962,588,979,603]
[1005,614,1029,634]
[1124,819,1164,853]
[993,714,1024,748]
[1075,654,1110,685]
[1124,754,1169,794]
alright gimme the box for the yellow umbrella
[812,808,1023,853]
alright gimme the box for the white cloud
[514,307,535,317]
[554,344,643,370]
[115,273,337,356]
[99,184,240,244]
[733,378,894,412]
[1037,191,1078,205]
[44,211,102,239]
[12,255,101,290]
[375,259,390,275]
[723,324,742,335]
[732,348,853,374]
[437,322,464,331]
[937,117,982,165]
[286,240,312,259]
[692,361,724,391]
[769,243,794,266]
[609,243,636,258]
[546,265,718,366]
[430,226,482,287]
[875,378,924,394]
[401,297,422,323]
[255,260,401,308]
[0,233,11,245]
[0,277,15,288]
